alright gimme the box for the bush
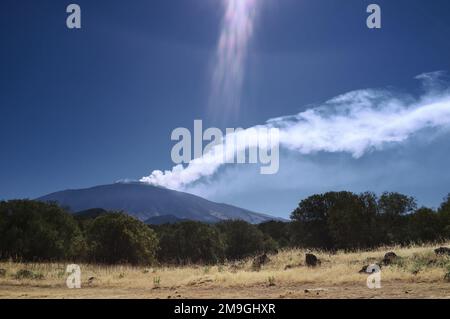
[14,269,44,280]
[0,200,85,261]
[258,221,291,248]
[156,221,225,265]
[217,220,268,260]
[86,213,159,265]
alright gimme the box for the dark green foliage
[216,220,269,260]
[0,200,85,261]
[258,221,290,248]
[155,221,225,265]
[406,207,441,243]
[377,192,417,244]
[326,192,379,249]
[1,192,450,264]
[438,194,450,238]
[86,213,159,265]
[290,191,450,250]
[290,192,379,249]
[14,269,44,280]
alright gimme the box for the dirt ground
[0,281,448,299]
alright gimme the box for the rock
[381,252,398,265]
[359,264,381,274]
[284,263,303,270]
[434,247,450,255]
[445,272,450,282]
[358,265,368,273]
[252,253,271,270]
[88,277,96,285]
[305,253,320,267]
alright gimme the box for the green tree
[378,192,417,244]
[156,221,225,265]
[86,213,159,265]
[0,200,85,261]
[406,207,441,243]
[327,192,379,249]
[438,194,450,239]
[290,193,334,248]
[258,221,291,248]
[217,220,267,260]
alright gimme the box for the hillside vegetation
[1,191,449,265]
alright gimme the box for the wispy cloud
[141,72,450,190]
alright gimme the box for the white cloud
[141,72,450,191]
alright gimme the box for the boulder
[252,253,270,270]
[445,272,450,282]
[358,264,381,274]
[305,253,320,267]
[434,247,450,256]
[381,252,398,265]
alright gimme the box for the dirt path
[0,282,448,299]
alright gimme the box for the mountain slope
[37,182,279,224]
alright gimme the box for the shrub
[0,200,85,261]
[14,269,44,280]
[156,221,225,265]
[86,213,159,265]
[217,220,267,260]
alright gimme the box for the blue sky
[1,0,450,218]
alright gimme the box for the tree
[155,221,225,265]
[216,220,267,260]
[290,193,334,248]
[406,207,441,243]
[378,192,417,244]
[327,192,379,249]
[86,213,159,265]
[0,200,85,261]
[258,221,291,248]
[438,194,450,239]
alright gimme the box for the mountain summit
[37,182,278,224]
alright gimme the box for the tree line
[0,191,449,265]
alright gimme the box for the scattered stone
[381,252,398,265]
[445,272,450,282]
[434,247,450,256]
[359,264,381,274]
[305,253,320,267]
[252,253,271,270]
[88,277,96,285]
[358,265,369,273]
[284,264,301,270]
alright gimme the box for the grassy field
[1,243,449,299]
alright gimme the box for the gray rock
[305,253,320,267]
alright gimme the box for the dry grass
[0,243,449,299]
